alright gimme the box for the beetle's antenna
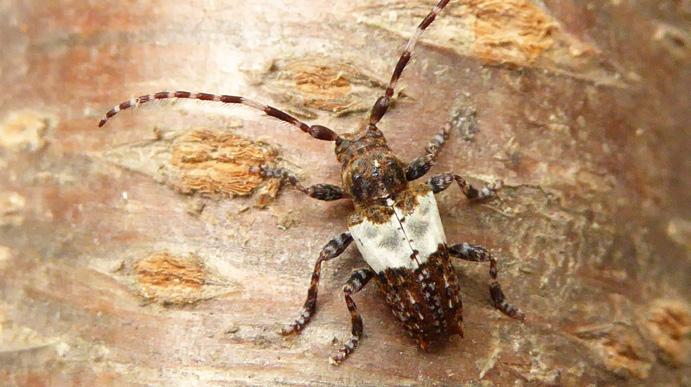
[368,0,450,128]
[98,91,339,141]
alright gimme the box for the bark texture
[1,0,689,385]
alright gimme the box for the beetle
[99,0,524,364]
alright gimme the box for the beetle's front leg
[405,122,450,181]
[281,232,353,335]
[406,109,481,181]
[448,243,525,320]
[329,267,375,365]
[427,173,502,200]
[255,165,348,201]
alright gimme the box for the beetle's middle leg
[256,165,348,201]
[281,232,353,335]
[329,267,375,365]
[448,243,525,320]
[427,173,502,200]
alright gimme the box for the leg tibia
[448,242,525,320]
[281,233,353,335]
[329,268,374,365]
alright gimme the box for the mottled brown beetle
[99,0,524,364]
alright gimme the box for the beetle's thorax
[336,128,408,205]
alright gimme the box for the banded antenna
[98,90,339,141]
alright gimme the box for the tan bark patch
[357,0,616,84]
[261,56,387,117]
[0,111,54,152]
[643,299,690,366]
[133,251,229,306]
[465,0,555,64]
[170,129,279,198]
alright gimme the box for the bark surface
[1,1,689,385]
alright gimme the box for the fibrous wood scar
[99,0,524,364]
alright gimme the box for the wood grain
[1,0,689,385]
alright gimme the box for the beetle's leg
[256,165,348,201]
[281,232,354,335]
[427,173,502,200]
[406,109,480,181]
[329,268,375,365]
[448,243,525,320]
[405,121,450,181]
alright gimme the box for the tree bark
[1,0,689,385]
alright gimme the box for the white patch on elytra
[349,190,446,273]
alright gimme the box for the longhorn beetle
[99,0,524,364]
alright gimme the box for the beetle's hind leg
[329,268,375,365]
[255,165,348,201]
[427,173,502,200]
[281,232,353,335]
[448,243,525,320]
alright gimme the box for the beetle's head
[335,126,389,165]
[336,126,407,204]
